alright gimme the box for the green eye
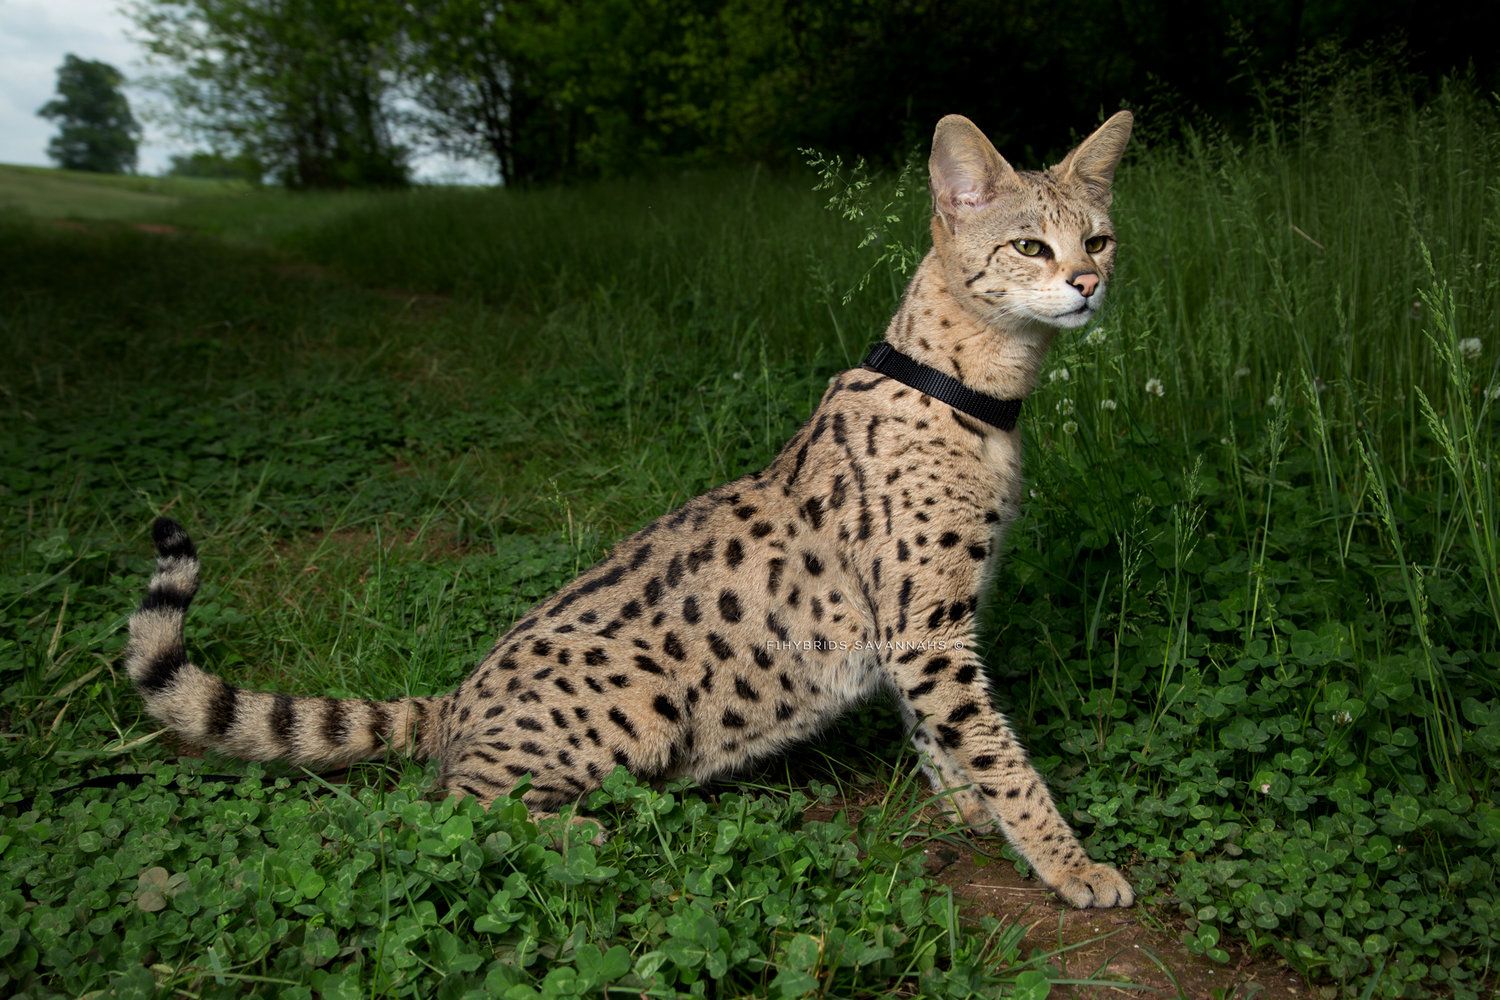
[1085,235,1110,254]
[1013,239,1046,257]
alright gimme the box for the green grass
[0,163,247,221]
[1,72,1498,998]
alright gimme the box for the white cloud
[0,0,491,182]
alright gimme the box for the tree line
[109,0,1498,187]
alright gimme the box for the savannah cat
[126,111,1136,908]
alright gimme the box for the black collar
[861,342,1024,431]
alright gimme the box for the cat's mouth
[1057,303,1092,318]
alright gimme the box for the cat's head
[928,111,1132,330]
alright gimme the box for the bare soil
[921,844,1311,998]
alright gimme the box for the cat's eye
[1084,235,1110,254]
[1013,239,1047,257]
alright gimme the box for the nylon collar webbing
[861,342,1024,432]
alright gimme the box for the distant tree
[166,150,262,182]
[127,0,408,188]
[37,55,141,173]
[402,0,808,184]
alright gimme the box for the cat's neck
[882,251,1056,401]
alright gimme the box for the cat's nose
[1070,271,1100,298]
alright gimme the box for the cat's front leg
[887,634,1133,909]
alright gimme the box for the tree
[127,0,408,188]
[37,55,141,174]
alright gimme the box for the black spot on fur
[151,518,197,560]
[718,590,743,623]
[321,697,347,745]
[922,656,951,676]
[136,645,187,694]
[947,702,980,725]
[802,497,824,530]
[269,695,296,747]
[207,681,239,738]
[652,696,680,722]
[138,586,192,613]
[608,707,638,739]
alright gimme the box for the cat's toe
[1047,862,1134,909]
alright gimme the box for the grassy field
[1,73,1497,998]
[0,164,246,221]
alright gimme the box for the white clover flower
[732,370,745,381]
[1234,366,1251,378]
[1459,337,1482,360]
[1049,367,1071,383]
[1487,384,1500,401]
[1334,709,1353,726]
[1084,327,1108,346]
[1144,378,1165,397]
[1267,394,1283,408]
[1258,782,1271,795]
[1099,398,1117,411]
[1055,397,1075,416]
[1221,437,1232,446]
[1062,420,1078,435]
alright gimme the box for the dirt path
[920,844,1309,998]
[802,791,1310,998]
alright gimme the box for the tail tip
[152,517,197,560]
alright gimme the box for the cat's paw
[1047,862,1134,908]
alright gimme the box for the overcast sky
[0,0,489,181]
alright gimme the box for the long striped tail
[125,517,444,766]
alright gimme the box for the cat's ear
[929,115,1016,230]
[1055,111,1133,201]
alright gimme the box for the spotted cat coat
[126,111,1136,908]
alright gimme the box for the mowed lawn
[1,77,1497,999]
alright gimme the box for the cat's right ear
[929,115,1016,231]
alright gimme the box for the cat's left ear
[1055,111,1134,202]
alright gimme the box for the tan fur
[125,112,1135,908]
